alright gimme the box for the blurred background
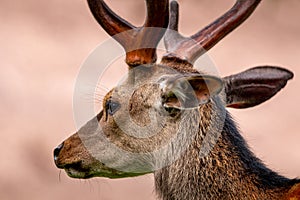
[1,0,300,199]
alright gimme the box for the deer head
[54,0,293,181]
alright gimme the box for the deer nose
[54,142,64,166]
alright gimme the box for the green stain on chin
[92,171,149,179]
[65,168,150,179]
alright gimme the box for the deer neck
[154,111,296,200]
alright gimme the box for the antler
[163,0,261,64]
[87,0,169,67]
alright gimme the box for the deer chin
[63,161,148,179]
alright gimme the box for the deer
[54,0,300,199]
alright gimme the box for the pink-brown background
[1,0,300,199]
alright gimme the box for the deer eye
[106,99,120,115]
[163,104,180,118]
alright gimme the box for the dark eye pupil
[106,100,120,115]
[163,105,180,117]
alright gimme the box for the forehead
[104,63,205,102]
[125,63,202,85]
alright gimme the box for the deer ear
[162,74,223,109]
[224,66,293,109]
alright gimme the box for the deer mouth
[64,166,92,179]
[62,161,146,179]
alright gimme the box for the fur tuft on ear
[160,74,223,109]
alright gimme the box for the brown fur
[153,62,299,200]
[285,183,300,200]
[55,61,299,199]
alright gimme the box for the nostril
[54,142,64,162]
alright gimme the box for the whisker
[59,170,62,182]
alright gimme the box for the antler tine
[167,0,179,31]
[87,0,135,38]
[163,0,261,64]
[192,0,261,55]
[164,0,192,63]
[144,0,169,28]
[88,0,169,68]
